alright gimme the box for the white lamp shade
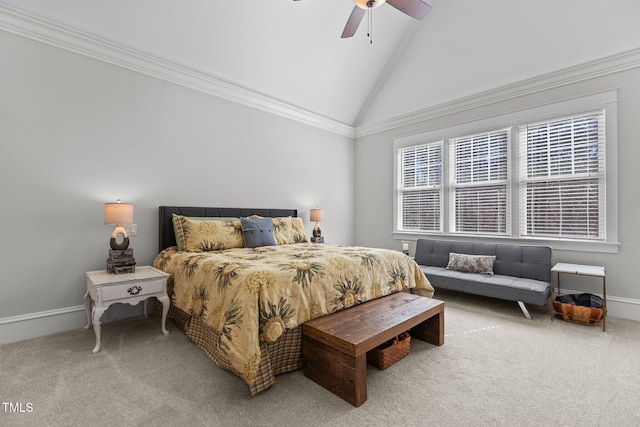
[310,208,324,222]
[104,202,134,225]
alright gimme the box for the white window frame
[393,90,619,253]
[448,128,510,236]
[397,141,443,233]
[518,111,606,241]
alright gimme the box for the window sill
[393,232,620,254]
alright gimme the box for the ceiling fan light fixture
[354,0,387,9]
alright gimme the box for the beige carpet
[2,290,639,427]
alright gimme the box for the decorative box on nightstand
[83,265,170,353]
[106,248,136,274]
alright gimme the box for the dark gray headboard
[158,206,298,252]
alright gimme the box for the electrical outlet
[125,224,137,236]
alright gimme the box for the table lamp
[104,200,134,250]
[104,200,136,273]
[310,208,324,243]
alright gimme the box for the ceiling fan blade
[341,6,366,38]
[386,0,432,20]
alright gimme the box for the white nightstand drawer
[101,278,165,301]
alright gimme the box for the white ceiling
[0,0,428,126]
[361,0,640,125]
[2,0,640,128]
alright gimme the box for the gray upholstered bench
[414,239,552,319]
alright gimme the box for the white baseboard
[1,294,638,346]
[0,305,87,346]
[0,303,146,346]
[551,288,640,322]
[604,296,640,322]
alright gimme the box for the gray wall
[2,6,639,344]
[354,65,640,321]
[0,32,354,342]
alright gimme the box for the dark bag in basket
[553,293,604,325]
[555,293,603,308]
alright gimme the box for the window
[397,142,442,232]
[393,90,617,252]
[449,129,509,235]
[519,112,605,240]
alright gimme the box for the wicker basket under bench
[302,292,444,406]
[366,331,411,370]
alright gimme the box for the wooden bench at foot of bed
[302,292,444,406]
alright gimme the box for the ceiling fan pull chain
[367,8,370,39]
[367,8,373,44]
[370,9,373,44]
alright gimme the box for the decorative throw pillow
[446,252,496,275]
[172,214,240,250]
[174,215,244,252]
[240,217,276,248]
[272,217,308,244]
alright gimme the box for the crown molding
[4,4,638,141]
[355,47,640,138]
[0,5,355,138]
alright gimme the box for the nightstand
[83,266,170,353]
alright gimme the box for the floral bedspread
[153,243,434,388]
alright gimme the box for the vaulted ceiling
[2,0,640,129]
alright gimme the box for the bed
[153,206,434,395]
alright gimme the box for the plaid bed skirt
[156,301,303,395]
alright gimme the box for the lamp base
[311,223,324,243]
[107,248,136,274]
[109,236,130,250]
[110,225,130,250]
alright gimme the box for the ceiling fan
[295,0,432,39]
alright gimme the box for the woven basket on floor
[366,332,411,370]
[553,301,605,326]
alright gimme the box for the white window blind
[519,111,606,240]
[449,130,509,234]
[398,142,442,232]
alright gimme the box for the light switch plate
[124,224,137,236]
